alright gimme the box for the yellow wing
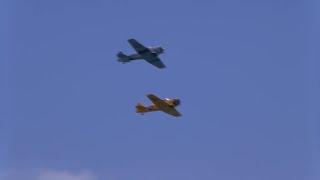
[147,94,167,107]
[160,106,182,117]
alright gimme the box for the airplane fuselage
[135,94,181,117]
[163,98,180,107]
[140,98,180,111]
[128,46,164,60]
[149,47,164,54]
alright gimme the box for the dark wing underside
[128,39,148,53]
[147,94,181,117]
[144,56,166,69]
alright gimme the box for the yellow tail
[135,103,147,113]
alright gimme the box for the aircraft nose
[175,99,181,106]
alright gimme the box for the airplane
[136,94,182,117]
[117,38,166,69]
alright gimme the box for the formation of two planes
[117,39,182,117]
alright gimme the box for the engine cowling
[173,99,181,106]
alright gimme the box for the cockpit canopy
[165,98,181,106]
[150,47,164,54]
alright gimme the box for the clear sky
[1,0,319,180]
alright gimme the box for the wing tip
[146,94,156,98]
[173,112,182,117]
[127,38,137,43]
[158,65,166,69]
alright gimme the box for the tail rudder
[136,103,147,113]
[117,51,130,62]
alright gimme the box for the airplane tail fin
[135,103,148,114]
[117,51,130,62]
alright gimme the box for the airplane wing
[147,94,167,107]
[144,56,166,69]
[128,39,149,53]
[147,94,181,117]
[161,106,182,117]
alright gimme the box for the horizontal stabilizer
[136,103,147,113]
[117,51,130,62]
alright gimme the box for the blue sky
[1,0,319,180]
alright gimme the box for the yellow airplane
[136,94,182,117]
